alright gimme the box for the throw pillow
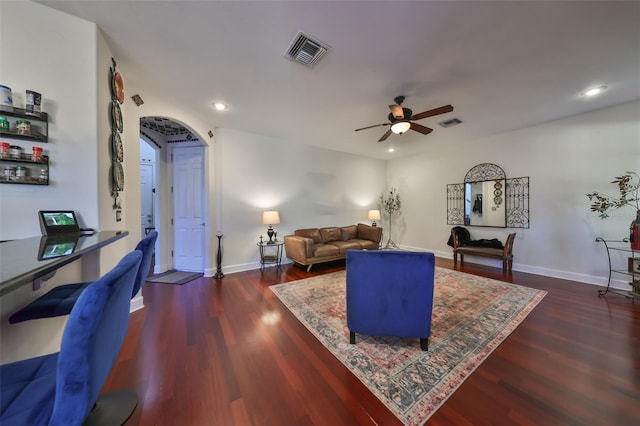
[340,225,357,241]
[320,227,342,243]
[295,228,322,244]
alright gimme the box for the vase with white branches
[381,187,401,248]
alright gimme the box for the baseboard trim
[130,294,144,313]
[208,247,631,293]
[400,244,631,292]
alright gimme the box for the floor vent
[284,31,329,68]
[439,118,463,128]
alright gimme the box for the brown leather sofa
[284,224,382,271]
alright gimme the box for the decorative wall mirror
[464,163,506,227]
[447,163,530,228]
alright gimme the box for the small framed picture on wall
[628,257,640,273]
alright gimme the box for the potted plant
[586,171,640,250]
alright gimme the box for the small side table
[257,241,284,271]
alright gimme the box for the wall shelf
[0,107,48,142]
[1,107,50,185]
[0,155,49,185]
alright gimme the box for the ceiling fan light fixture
[390,121,411,134]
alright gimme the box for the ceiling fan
[354,96,454,142]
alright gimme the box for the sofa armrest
[284,235,314,261]
[357,223,383,244]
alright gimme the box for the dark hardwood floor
[104,258,640,425]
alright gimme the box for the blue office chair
[9,231,158,324]
[0,250,142,425]
[346,250,436,351]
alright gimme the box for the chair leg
[453,252,457,266]
[420,338,428,351]
[349,331,356,344]
[307,264,313,272]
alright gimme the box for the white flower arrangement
[381,187,401,215]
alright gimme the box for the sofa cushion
[320,227,342,243]
[295,228,322,244]
[330,240,362,254]
[313,243,340,258]
[340,225,358,241]
[351,239,380,250]
[357,223,382,243]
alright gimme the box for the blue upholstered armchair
[0,250,142,425]
[346,250,435,351]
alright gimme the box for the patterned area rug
[271,268,546,425]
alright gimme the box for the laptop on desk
[38,210,94,236]
[37,210,95,260]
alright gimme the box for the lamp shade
[262,210,280,225]
[390,121,411,134]
[368,210,381,221]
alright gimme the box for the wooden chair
[452,231,516,273]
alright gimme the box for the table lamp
[262,210,280,244]
[368,209,381,227]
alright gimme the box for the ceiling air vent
[439,118,463,128]
[284,31,329,68]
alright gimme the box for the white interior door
[172,146,205,272]
[140,163,154,237]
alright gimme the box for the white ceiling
[37,1,640,160]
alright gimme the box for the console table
[595,237,639,300]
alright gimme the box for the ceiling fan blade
[411,104,454,121]
[378,129,393,142]
[410,122,433,135]
[388,104,404,119]
[354,123,390,132]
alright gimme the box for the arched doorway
[139,117,206,273]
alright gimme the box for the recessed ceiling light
[388,148,395,153]
[582,86,607,97]
[212,102,228,111]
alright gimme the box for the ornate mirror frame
[447,163,530,228]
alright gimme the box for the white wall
[0,1,101,239]
[387,100,640,288]
[216,128,387,272]
[120,101,386,275]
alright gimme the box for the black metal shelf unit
[0,107,48,142]
[1,106,50,185]
[596,237,639,300]
[0,155,49,185]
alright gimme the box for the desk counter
[0,231,128,296]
